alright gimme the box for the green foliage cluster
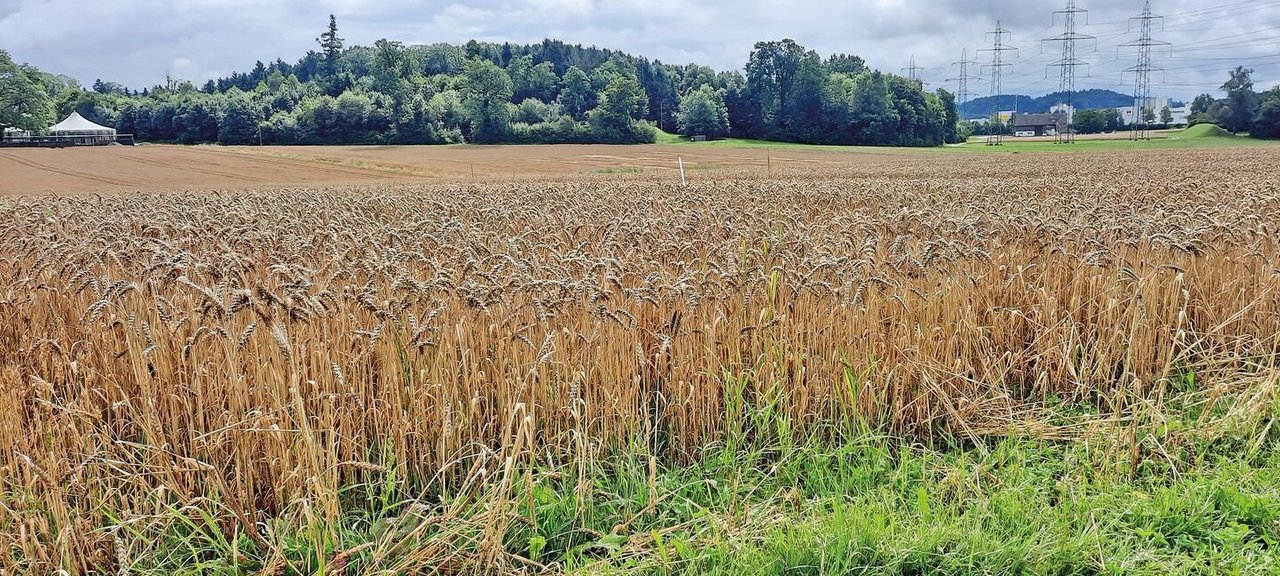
[0,49,56,132]
[738,39,959,145]
[1185,67,1280,139]
[1072,108,1125,134]
[677,85,730,138]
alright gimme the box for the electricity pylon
[979,21,1017,145]
[1123,1,1169,140]
[1044,1,1094,143]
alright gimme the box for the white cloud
[1,0,1277,99]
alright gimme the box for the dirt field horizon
[0,142,947,196]
[5,141,1275,198]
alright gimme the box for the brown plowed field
[0,143,904,195]
[0,145,403,195]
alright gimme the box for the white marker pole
[678,157,686,187]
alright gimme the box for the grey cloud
[0,3,17,22]
[2,0,1277,100]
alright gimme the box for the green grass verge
[654,129,689,145]
[117,434,1280,575]
[655,130,879,152]
[948,127,1275,153]
[102,373,1280,575]
[652,127,1280,154]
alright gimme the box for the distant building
[1116,96,1190,126]
[1010,112,1070,137]
[966,111,1018,125]
[1049,103,1075,125]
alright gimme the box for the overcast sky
[3,0,1279,100]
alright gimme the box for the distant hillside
[959,89,1133,118]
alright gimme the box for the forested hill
[1,19,960,147]
[958,89,1134,118]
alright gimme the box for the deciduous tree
[557,66,592,120]
[676,84,729,138]
[1189,93,1215,120]
[1219,66,1257,134]
[1253,87,1280,139]
[0,50,55,132]
[460,58,513,143]
[218,97,262,145]
[589,76,649,141]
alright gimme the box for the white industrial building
[1116,97,1190,125]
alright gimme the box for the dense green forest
[1,17,960,146]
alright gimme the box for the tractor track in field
[0,151,136,188]
[118,153,269,183]
[196,148,406,180]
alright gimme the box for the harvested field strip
[119,152,269,183]
[0,150,135,187]
[195,147,405,179]
[218,148,447,177]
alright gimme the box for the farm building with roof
[1010,112,1070,137]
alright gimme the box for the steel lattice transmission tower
[948,49,981,107]
[1043,1,1094,143]
[979,21,1017,146]
[1123,1,1168,140]
[902,55,926,87]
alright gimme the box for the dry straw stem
[2,148,1280,571]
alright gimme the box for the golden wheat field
[3,147,1280,573]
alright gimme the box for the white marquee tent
[48,112,116,143]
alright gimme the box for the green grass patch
[654,129,689,145]
[651,126,1280,155]
[106,376,1280,575]
[946,131,1277,153]
[1179,123,1237,139]
[117,434,1280,575]
[595,166,646,174]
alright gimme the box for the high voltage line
[1123,1,1169,140]
[901,55,926,87]
[921,1,1277,113]
[948,49,981,106]
[979,20,1017,145]
[1044,0,1095,142]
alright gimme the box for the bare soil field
[219,143,879,179]
[0,143,914,195]
[0,146,404,196]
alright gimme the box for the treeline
[3,18,958,147]
[1183,67,1280,138]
